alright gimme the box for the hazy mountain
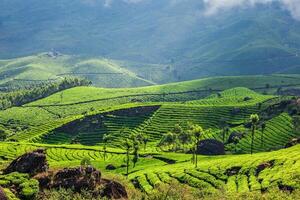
[1,0,300,81]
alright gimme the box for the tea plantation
[0,75,299,199]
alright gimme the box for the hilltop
[0,53,162,88]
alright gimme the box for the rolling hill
[1,1,300,81]
[0,75,298,154]
[0,53,161,87]
[0,75,299,198]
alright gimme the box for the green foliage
[0,77,89,110]
[19,179,39,199]
[0,77,298,199]
[2,188,19,200]
[0,172,39,199]
[80,157,91,167]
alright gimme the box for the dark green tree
[191,125,203,168]
[0,130,7,141]
[159,132,177,151]
[122,139,132,177]
[232,135,240,153]
[102,134,111,161]
[261,122,266,148]
[142,134,149,151]
[219,118,229,143]
[132,138,140,168]
[250,114,259,155]
[178,129,192,151]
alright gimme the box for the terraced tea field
[0,142,298,195]
[129,145,300,194]
[0,76,299,198]
[3,86,299,154]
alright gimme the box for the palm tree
[250,114,259,155]
[223,127,230,144]
[136,132,149,151]
[102,134,111,161]
[191,125,203,168]
[132,138,139,168]
[159,132,177,151]
[178,130,192,151]
[232,135,239,153]
[142,134,149,151]
[219,118,228,143]
[261,122,266,148]
[122,139,132,177]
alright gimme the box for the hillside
[0,74,297,127]
[0,137,299,198]
[0,53,159,88]
[1,1,300,80]
[1,1,300,199]
[0,77,299,198]
[0,81,297,154]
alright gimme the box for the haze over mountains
[1,0,300,82]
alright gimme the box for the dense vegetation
[0,76,298,199]
[1,1,300,198]
[0,77,90,110]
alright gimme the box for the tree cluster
[158,123,206,167]
[102,130,149,177]
[0,78,90,110]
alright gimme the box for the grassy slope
[25,74,300,106]
[0,142,299,194]
[3,86,298,155]
[187,87,273,106]
[0,53,156,88]
[0,75,299,141]
[0,78,298,195]
[0,74,291,128]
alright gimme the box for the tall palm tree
[250,114,259,155]
[223,127,230,144]
[261,122,266,148]
[122,139,132,177]
[159,132,177,151]
[219,118,228,143]
[178,130,192,151]
[132,138,139,168]
[191,125,203,168]
[102,134,111,161]
[142,134,149,151]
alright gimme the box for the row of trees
[158,122,206,167]
[158,114,267,160]
[98,114,267,173]
[0,78,90,110]
[102,131,149,177]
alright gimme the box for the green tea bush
[0,173,39,199]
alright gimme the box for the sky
[85,0,300,20]
[203,0,300,20]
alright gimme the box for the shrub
[20,179,39,199]
[0,173,39,199]
[80,157,91,167]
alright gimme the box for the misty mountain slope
[0,53,159,87]
[1,0,300,81]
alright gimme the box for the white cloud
[203,0,300,20]
[81,0,300,20]
[282,0,300,19]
